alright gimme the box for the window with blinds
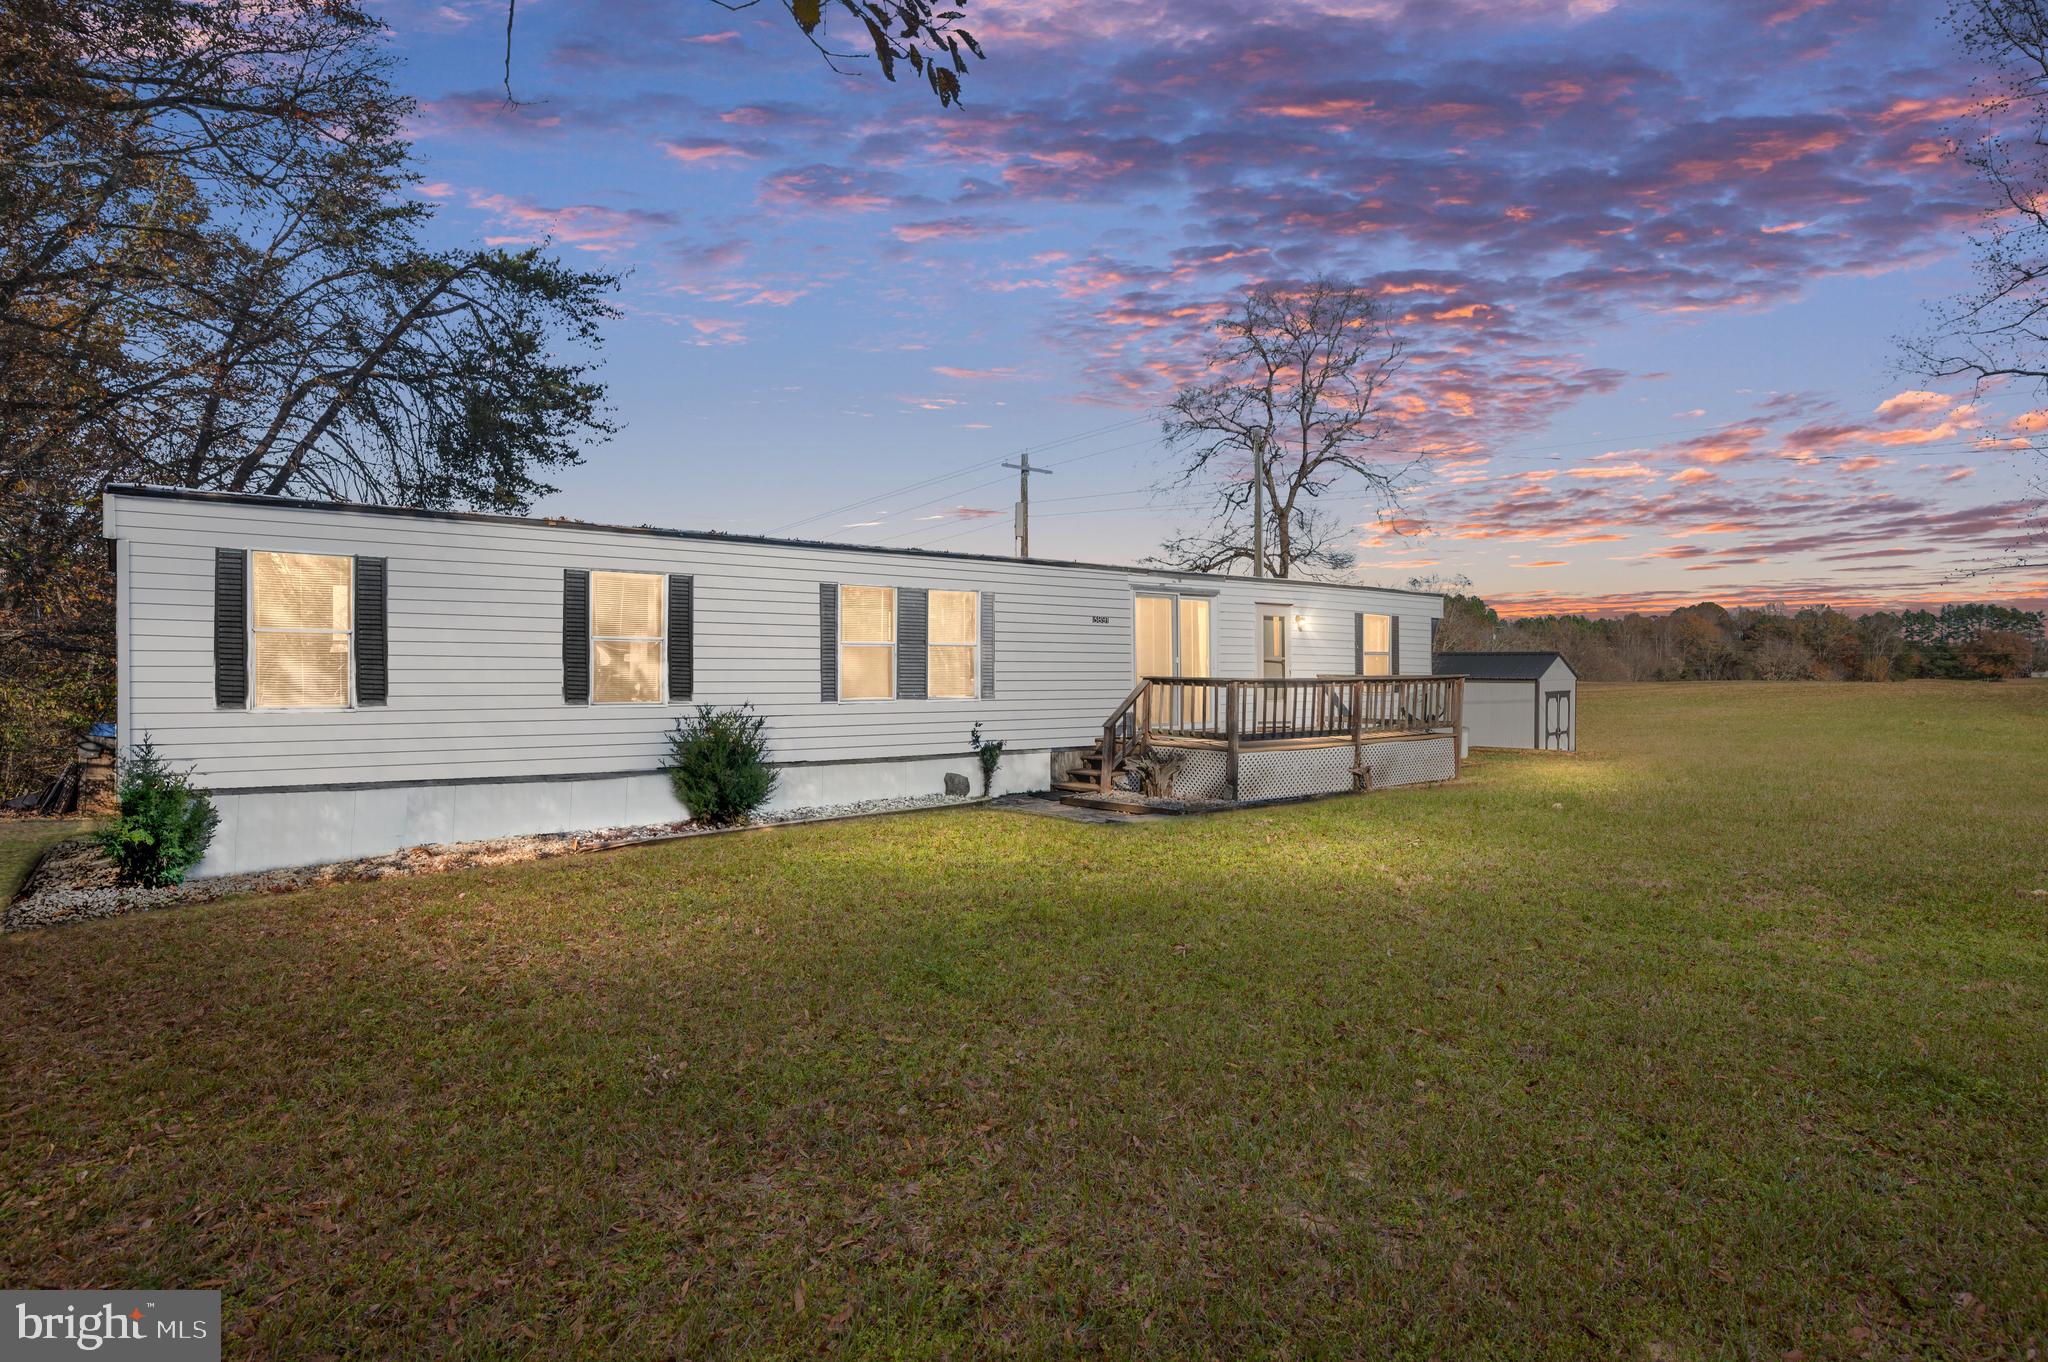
[927,590,978,698]
[252,551,352,708]
[591,571,664,704]
[1360,612,1393,677]
[839,585,895,700]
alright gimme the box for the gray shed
[1432,652,1577,751]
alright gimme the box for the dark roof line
[104,484,1448,600]
[1431,649,1578,681]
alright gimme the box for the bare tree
[1154,277,1410,579]
[1911,0,2048,569]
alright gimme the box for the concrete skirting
[1099,734,1457,803]
[195,751,1052,876]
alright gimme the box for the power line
[777,407,2042,556]
[868,434,1169,546]
[763,415,1152,536]
[1000,451,1052,557]
[905,499,1211,551]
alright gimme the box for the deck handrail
[1098,679,1152,793]
[1093,674,1466,797]
[1139,673,1471,684]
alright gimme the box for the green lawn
[3,683,2044,1359]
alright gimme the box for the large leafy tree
[0,0,620,794]
[1155,277,1411,579]
[2,0,618,511]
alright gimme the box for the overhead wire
[763,414,1154,537]
[771,405,2044,555]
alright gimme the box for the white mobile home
[1432,651,1577,751]
[105,486,1453,875]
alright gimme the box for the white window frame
[590,570,667,706]
[249,549,354,712]
[838,584,896,702]
[1360,612,1394,677]
[926,589,979,700]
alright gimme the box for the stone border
[4,792,992,932]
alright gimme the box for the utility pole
[1249,429,1266,579]
[1002,451,1051,558]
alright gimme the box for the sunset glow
[387,0,2043,614]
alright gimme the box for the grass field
[3,682,2044,1359]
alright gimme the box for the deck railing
[1100,674,1465,796]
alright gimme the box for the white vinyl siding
[591,570,664,704]
[928,590,977,699]
[107,491,1443,788]
[839,585,895,701]
[251,551,351,709]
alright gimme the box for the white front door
[1259,607,1290,679]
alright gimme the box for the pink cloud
[659,137,757,164]
[1875,390,1953,420]
[464,190,677,253]
[891,217,1025,243]
[760,164,917,213]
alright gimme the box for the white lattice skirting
[1117,736,1455,801]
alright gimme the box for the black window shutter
[979,592,996,697]
[214,548,248,709]
[667,574,694,702]
[1391,616,1403,675]
[563,569,590,704]
[897,588,928,700]
[819,583,838,702]
[354,556,388,705]
[1354,613,1365,674]
[1428,617,1439,668]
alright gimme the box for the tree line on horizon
[1435,598,2045,683]
[1441,593,2048,679]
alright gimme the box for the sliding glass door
[1135,594,1212,678]
[1135,594,1212,726]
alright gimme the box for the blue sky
[380,0,2045,614]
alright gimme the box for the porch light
[1294,613,1308,630]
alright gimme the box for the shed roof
[1432,650,1577,681]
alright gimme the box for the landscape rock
[5,790,986,931]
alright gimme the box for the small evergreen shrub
[968,723,1005,796]
[665,705,777,825]
[93,736,219,886]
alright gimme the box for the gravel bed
[4,791,983,931]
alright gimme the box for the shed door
[1545,690,1572,750]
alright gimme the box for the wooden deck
[1073,674,1467,799]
